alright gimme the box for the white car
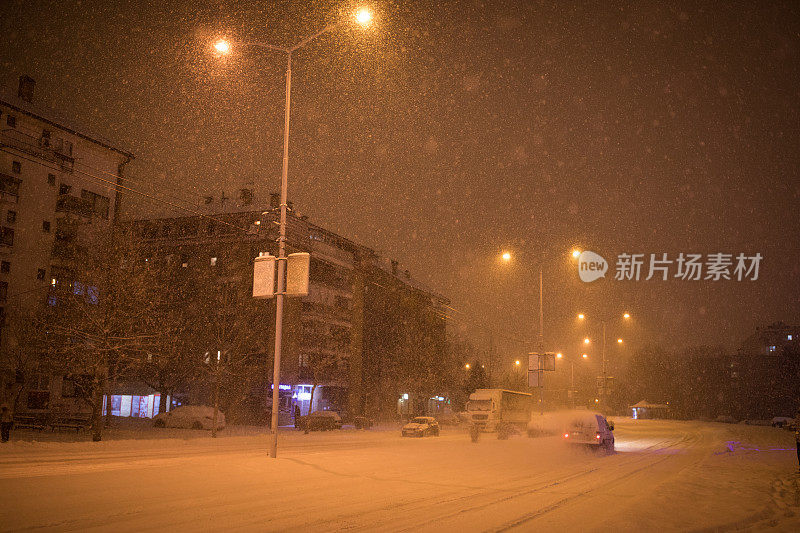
[153,406,226,431]
[561,412,615,453]
[402,417,440,437]
[771,416,794,429]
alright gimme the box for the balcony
[0,173,21,204]
[0,129,74,171]
[56,195,93,219]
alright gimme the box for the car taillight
[563,433,569,438]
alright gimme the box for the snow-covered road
[1,419,798,531]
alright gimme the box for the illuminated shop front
[102,393,170,418]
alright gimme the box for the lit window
[87,286,99,304]
[210,257,217,266]
[788,335,793,341]
[767,345,777,353]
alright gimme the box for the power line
[0,146,249,233]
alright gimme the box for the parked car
[299,411,343,431]
[561,412,614,453]
[771,416,794,429]
[402,416,440,437]
[153,406,225,431]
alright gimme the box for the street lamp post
[214,8,372,458]
[557,352,586,408]
[578,312,629,413]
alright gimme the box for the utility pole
[601,321,607,413]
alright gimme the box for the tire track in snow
[296,430,697,532]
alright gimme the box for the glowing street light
[213,39,231,54]
[571,249,581,259]
[501,251,512,262]
[556,352,563,359]
[465,363,470,370]
[355,7,373,25]
[583,338,590,345]
[577,311,632,413]
[514,360,521,366]
[582,353,589,359]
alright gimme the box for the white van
[561,412,615,452]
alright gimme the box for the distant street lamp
[556,352,586,408]
[577,312,630,412]
[214,8,373,458]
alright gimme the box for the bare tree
[0,309,49,412]
[44,229,157,441]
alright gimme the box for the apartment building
[128,193,450,420]
[0,75,133,410]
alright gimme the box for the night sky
[3,0,798,363]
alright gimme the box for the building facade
[127,194,450,422]
[0,75,133,414]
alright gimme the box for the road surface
[0,419,798,531]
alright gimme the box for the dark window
[80,190,110,219]
[42,220,50,233]
[240,188,254,206]
[6,211,16,224]
[0,227,13,246]
[59,183,70,195]
[11,161,21,174]
[48,174,56,186]
[37,268,46,281]
[0,281,7,301]
[6,115,16,128]
[0,175,21,198]
[0,261,9,273]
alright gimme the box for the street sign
[286,252,310,296]
[253,252,310,298]
[253,253,276,298]
[529,352,556,372]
